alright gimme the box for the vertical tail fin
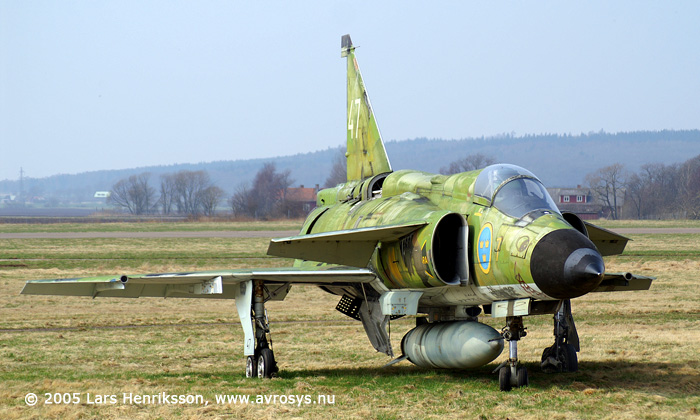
[342,35,392,182]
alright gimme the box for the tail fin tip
[341,34,353,57]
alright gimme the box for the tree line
[109,163,296,219]
[111,152,700,220]
[587,154,700,220]
[108,170,226,217]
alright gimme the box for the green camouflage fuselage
[299,168,573,304]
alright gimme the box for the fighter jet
[21,35,653,391]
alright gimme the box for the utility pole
[19,167,26,206]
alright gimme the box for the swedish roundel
[478,223,493,273]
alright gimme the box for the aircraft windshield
[493,178,560,218]
[474,164,559,218]
[474,164,538,202]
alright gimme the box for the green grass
[0,222,698,419]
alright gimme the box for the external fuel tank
[402,321,504,369]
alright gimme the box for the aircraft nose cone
[530,229,605,299]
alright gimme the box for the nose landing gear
[494,316,529,391]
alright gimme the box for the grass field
[593,219,700,229]
[0,219,304,234]
[0,221,698,419]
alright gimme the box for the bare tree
[677,156,700,219]
[624,172,644,219]
[230,184,254,217]
[200,185,226,217]
[586,163,626,220]
[159,173,177,215]
[324,150,347,187]
[108,173,156,215]
[173,170,212,217]
[440,153,496,175]
[230,163,292,219]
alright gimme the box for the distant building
[284,185,319,217]
[94,191,111,198]
[547,186,605,220]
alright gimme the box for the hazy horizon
[3,1,700,181]
[3,130,697,183]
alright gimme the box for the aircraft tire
[246,355,257,378]
[257,348,275,379]
[516,366,529,387]
[562,344,578,373]
[499,366,512,392]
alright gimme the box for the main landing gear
[494,316,529,392]
[541,299,579,373]
[245,280,278,379]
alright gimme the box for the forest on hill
[1,130,698,205]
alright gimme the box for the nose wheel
[499,364,529,392]
[494,316,529,391]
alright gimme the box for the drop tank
[402,321,504,369]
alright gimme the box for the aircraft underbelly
[417,283,552,307]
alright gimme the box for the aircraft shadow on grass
[271,361,696,396]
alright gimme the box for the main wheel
[257,348,276,379]
[561,344,578,372]
[499,366,512,392]
[540,345,558,373]
[245,355,257,378]
[541,344,578,373]
[516,366,529,388]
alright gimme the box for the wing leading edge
[267,222,427,267]
[593,272,654,292]
[584,222,630,256]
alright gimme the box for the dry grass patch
[594,219,700,229]
[0,223,698,419]
[0,219,304,234]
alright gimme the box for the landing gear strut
[494,316,529,391]
[245,280,278,379]
[541,299,579,373]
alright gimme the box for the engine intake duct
[375,212,468,288]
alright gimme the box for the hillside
[2,130,698,203]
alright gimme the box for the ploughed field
[0,220,698,419]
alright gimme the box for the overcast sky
[2,1,699,181]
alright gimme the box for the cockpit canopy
[474,164,560,219]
